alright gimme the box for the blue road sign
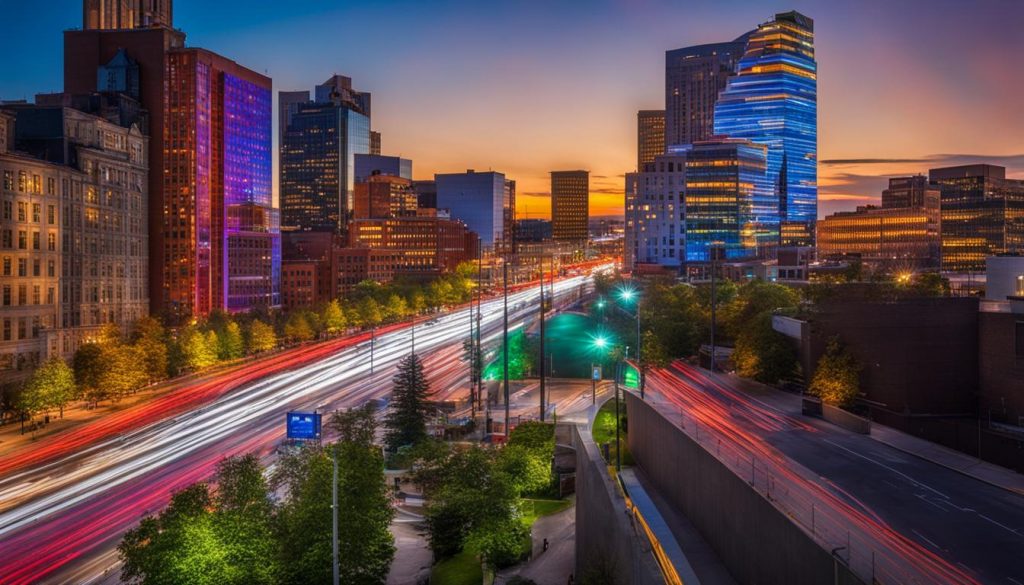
[286,411,322,440]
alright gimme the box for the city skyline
[3,1,1022,219]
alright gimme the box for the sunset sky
[3,0,1022,219]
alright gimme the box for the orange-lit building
[280,231,334,309]
[348,216,479,277]
[816,205,940,270]
[332,248,399,296]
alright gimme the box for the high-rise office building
[436,170,514,253]
[550,170,589,245]
[637,110,665,170]
[64,2,280,319]
[713,11,817,235]
[277,89,309,195]
[413,180,437,209]
[680,139,768,262]
[370,131,381,155]
[930,164,1024,273]
[625,155,688,270]
[164,49,279,316]
[83,0,171,30]
[279,77,371,235]
[354,154,412,184]
[1,105,149,379]
[665,38,748,148]
[883,175,939,210]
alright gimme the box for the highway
[645,361,1024,585]
[0,268,607,584]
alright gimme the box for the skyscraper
[64,2,280,319]
[354,154,412,184]
[164,49,279,316]
[436,170,513,252]
[930,164,1024,273]
[637,110,665,170]
[665,37,748,148]
[883,175,939,210]
[550,170,589,244]
[83,0,172,30]
[680,139,768,262]
[713,11,817,235]
[279,76,371,235]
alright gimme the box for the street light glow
[594,336,608,349]
[618,287,636,302]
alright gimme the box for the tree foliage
[19,357,75,419]
[731,310,797,384]
[384,353,432,451]
[247,320,277,354]
[809,337,861,407]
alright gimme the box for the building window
[47,205,55,224]
[17,202,26,222]
[3,171,12,191]
[32,204,40,223]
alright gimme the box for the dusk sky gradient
[2,0,1022,218]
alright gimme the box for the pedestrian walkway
[495,501,575,585]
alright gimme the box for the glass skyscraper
[280,78,371,235]
[713,11,817,233]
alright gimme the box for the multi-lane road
[0,269,607,584]
[645,361,1024,585]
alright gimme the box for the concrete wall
[573,424,662,584]
[626,393,864,585]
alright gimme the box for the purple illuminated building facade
[164,50,279,317]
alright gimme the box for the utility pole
[615,361,621,472]
[710,245,718,373]
[477,246,484,415]
[503,259,510,437]
[539,255,546,421]
[469,287,475,419]
[331,447,339,585]
[370,327,375,375]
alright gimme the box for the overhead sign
[286,411,322,440]
[623,364,639,389]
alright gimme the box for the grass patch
[592,399,634,466]
[431,548,483,585]
[521,498,572,527]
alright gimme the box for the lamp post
[539,255,547,421]
[617,286,643,399]
[615,360,621,472]
[503,259,510,437]
[591,335,608,404]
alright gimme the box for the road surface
[0,269,607,584]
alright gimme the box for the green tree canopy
[247,320,277,354]
[284,312,314,343]
[731,310,797,384]
[809,337,861,407]
[384,353,432,451]
[321,300,347,335]
[219,321,245,360]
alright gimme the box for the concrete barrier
[823,403,871,435]
[573,424,662,584]
[626,393,864,585]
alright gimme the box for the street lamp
[590,334,609,404]
[616,284,643,398]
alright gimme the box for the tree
[101,344,148,400]
[284,312,314,343]
[183,329,219,371]
[97,322,123,346]
[24,357,75,419]
[732,310,797,384]
[132,316,169,382]
[118,456,279,585]
[384,353,431,451]
[809,337,861,407]
[274,438,395,585]
[321,300,347,335]
[248,320,277,354]
[330,404,377,446]
[358,298,383,328]
[219,321,245,360]
[383,294,409,323]
[498,445,552,495]
[73,343,108,405]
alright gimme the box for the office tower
[64,1,280,319]
[883,175,940,210]
[665,37,748,148]
[84,0,172,30]
[680,139,768,262]
[436,170,513,253]
[817,206,941,270]
[550,170,589,244]
[354,154,412,183]
[517,219,552,242]
[637,110,665,170]
[164,49,279,316]
[1,106,149,379]
[503,178,516,253]
[280,77,371,234]
[413,179,437,209]
[930,164,1024,273]
[714,11,817,235]
[370,131,381,155]
[625,155,688,270]
[353,174,418,219]
[278,90,309,192]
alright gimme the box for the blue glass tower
[713,11,817,236]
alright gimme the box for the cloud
[822,153,1024,169]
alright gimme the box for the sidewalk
[495,500,575,585]
[714,369,1024,496]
